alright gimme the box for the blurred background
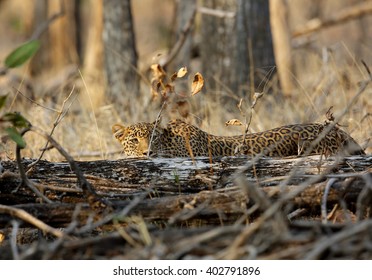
[0,0,371,160]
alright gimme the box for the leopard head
[112,121,162,157]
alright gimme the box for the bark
[236,0,275,95]
[167,0,196,74]
[82,0,103,75]
[200,0,275,98]
[0,155,370,227]
[269,0,294,96]
[200,0,237,94]
[30,0,79,76]
[103,0,139,115]
[0,155,371,260]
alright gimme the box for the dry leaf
[237,98,243,110]
[170,72,178,82]
[151,79,162,99]
[171,67,188,82]
[177,67,188,78]
[251,92,264,108]
[163,83,174,97]
[225,119,243,126]
[150,63,166,80]
[191,72,204,96]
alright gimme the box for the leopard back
[113,119,365,158]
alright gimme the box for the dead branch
[160,7,196,68]
[0,204,64,238]
[292,1,372,38]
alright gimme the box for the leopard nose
[142,150,154,157]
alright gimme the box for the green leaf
[5,40,40,68]
[2,112,30,128]
[5,127,26,148]
[0,95,7,110]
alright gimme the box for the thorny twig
[16,128,53,204]
[0,204,64,239]
[305,219,372,259]
[16,126,108,210]
[321,178,337,224]
[28,85,76,169]
[147,101,166,158]
[222,66,371,258]
[10,220,20,260]
[161,7,197,68]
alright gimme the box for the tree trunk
[0,155,370,216]
[236,0,276,95]
[0,155,370,259]
[200,0,237,95]
[269,0,294,96]
[169,0,196,71]
[200,0,275,99]
[82,0,103,76]
[103,0,139,116]
[29,0,79,76]
[167,0,196,93]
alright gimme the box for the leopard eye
[132,138,139,144]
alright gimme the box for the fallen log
[0,155,370,227]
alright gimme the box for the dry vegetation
[0,0,370,161]
[0,0,371,260]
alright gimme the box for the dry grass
[2,50,370,162]
[0,0,370,161]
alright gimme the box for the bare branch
[0,204,64,239]
[292,1,372,38]
[160,8,197,68]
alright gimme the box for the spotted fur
[112,119,365,158]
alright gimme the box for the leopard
[112,119,365,158]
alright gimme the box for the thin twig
[0,204,64,239]
[16,128,53,204]
[75,192,147,235]
[13,88,60,113]
[147,101,166,158]
[321,178,337,224]
[29,127,99,198]
[305,219,372,259]
[79,69,104,159]
[161,7,197,68]
[28,85,76,169]
[10,220,20,260]
[30,0,65,41]
[197,6,235,18]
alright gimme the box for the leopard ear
[112,124,128,140]
[151,118,164,132]
[151,116,162,127]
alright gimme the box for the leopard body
[112,119,365,158]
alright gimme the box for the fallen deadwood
[0,176,368,228]
[1,155,370,201]
[0,155,371,259]
[0,155,370,226]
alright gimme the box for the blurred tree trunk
[29,0,49,76]
[236,0,275,95]
[168,0,196,92]
[82,0,103,77]
[103,0,139,115]
[200,0,275,98]
[169,0,196,69]
[200,0,236,95]
[269,0,294,97]
[30,0,79,76]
